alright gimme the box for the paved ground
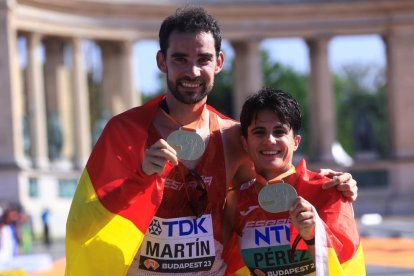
[16,215,414,275]
[359,215,414,275]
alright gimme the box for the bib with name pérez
[236,175,316,276]
[138,214,216,273]
[240,218,315,276]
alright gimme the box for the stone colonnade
[1,34,138,170]
[1,32,342,172]
[2,1,414,237]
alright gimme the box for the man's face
[157,31,224,104]
[242,109,301,180]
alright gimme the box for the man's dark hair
[159,7,222,56]
[240,88,302,137]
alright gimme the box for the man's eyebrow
[171,52,187,58]
[170,52,214,59]
[199,53,214,58]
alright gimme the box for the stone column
[383,29,414,199]
[26,32,49,168]
[0,5,26,167]
[385,30,414,159]
[120,41,140,109]
[58,46,75,165]
[44,37,63,162]
[307,36,336,162]
[70,37,91,168]
[231,39,263,119]
[44,37,74,165]
[100,40,139,117]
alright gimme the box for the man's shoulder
[206,107,241,141]
[109,97,162,127]
[207,105,238,123]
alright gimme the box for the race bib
[138,215,216,273]
[240,220,315,276]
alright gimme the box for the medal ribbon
[256,165,296,186]
[159,101,205,133]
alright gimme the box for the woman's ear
[156,51,167,73]
[293,134,301,152]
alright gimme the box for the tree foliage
[139,50,388,159]
[261,51,310,155]
[334,64,389,157]
[206,66,234,118]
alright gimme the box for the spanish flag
[65,96,244,275]
[65,96,172,275]
[290,160,366,275]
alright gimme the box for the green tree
[334,64,389,157]
[140,50,389,159]
[262,51,310,155]
[206,66,233,118]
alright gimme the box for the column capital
[305,34,332,48]
[0,0,15,9]
[230,37,263,49]
[27,32,43,42]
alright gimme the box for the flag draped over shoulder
[65,96,172,276]
[290,160,366,275]
[65,96,239,275]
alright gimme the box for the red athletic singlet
[127,110,227,275]
[235,173,315,276]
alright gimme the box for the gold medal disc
[166,129,205,161]
[258,182,297,213]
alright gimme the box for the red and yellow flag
[290,160,366,275]
[65,96,171,275]
[65,95,240,275]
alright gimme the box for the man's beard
[166,75,213,104]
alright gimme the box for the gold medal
[258,182,297,213]
[166,129,205,161]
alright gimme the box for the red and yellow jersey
[65,95,237,276]
[232,160,366,276]
[127,107,228,275]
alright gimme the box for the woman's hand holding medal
[257,183,316,241]
[289,197,316,241]
[256,168,316,243]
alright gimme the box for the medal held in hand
[167,129,205,161]
[258,182,297,213]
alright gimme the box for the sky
[133,34,386,96]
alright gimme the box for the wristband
[303,237,315,246]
